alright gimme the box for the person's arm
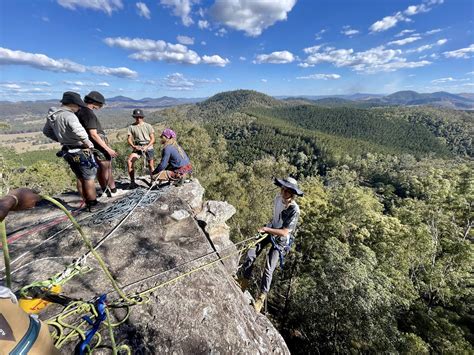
[42,121,59,142]
[88,129,118,158]
[127,133,137,150]
[0,189,42,222]
[258,226,290,237]
[146,132,155,150]
[152,146,171,174]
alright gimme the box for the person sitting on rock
[152,128,192,184]
[238,177,303,313]
[127,109,155,188]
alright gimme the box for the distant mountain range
[0,91,473,121]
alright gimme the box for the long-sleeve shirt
[155,144,190,173]
[43,107,93,148]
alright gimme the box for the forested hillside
[2,89,472,353]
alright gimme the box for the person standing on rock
[152,128,192,184]
[76,91,118,197]
[43,92,98,210]
[127,109,155,188]
[238,177,303,313]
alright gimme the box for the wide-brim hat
[61,91,86,107]
[274,177,304,196]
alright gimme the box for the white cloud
[0,47,137,78]
[425,28,442,35]
[407,38,447,53]
[177,35,194,45]
[164,73,194,90]
[431,77,470,84]
[136,2,151,19]
[104,37,230,66]
[261,79,267,82]
[297,63,314,68]
[162,72,221,90]
[160,0,197,26]
[395,29,416,37]
[370,12,406,32]
[210,0,296,37]
[202,55,230,67]
[296,73,341,80]
[370,0,444,33]
[467,71,474,75]
[443,44,474,58]
[0,83,22,89]
[63,80,110,87]
[388,36,422,46]
[215,28,227,37]
[198,20,209,29]
[57,0,123,15]
[42,16,50,22]
[239,56,246,61]
[314,29,327,40]
[201,41,207,45]
[254,50,295,64]
[303,45,323,54]
[301,45,431,73]
[341,26,359,37]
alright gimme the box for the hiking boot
[236,277,249,292]
[254,293,266,313]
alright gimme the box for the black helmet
[132,109,145,118]
[61,91,86,107]
[84,91,105,105]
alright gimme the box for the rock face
[2,180,289,354]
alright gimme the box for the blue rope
[76,295,107,355]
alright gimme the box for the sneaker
[254,293,266,313]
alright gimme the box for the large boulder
[2,180,289,354]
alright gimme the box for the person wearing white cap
[238,177,303,313]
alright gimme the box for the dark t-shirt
[76,107,106,150]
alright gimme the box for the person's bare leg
[76,179,84,199]
[127,154,139,184]
[148,159,155,181]
[97,160,109,191]
[107,161,116,190]
[81,179,97,202]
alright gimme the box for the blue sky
[0,0,473,101]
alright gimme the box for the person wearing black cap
[43,91,98,210]
[238,177,303,313]
[76,91,118,197]
[127,109,155,187]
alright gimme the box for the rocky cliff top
[2,180,289,354]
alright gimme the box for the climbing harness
[270,235,294,269]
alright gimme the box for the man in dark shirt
[76,91,118,197]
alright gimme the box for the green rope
[1,221,11,288]
[39,194,136,305]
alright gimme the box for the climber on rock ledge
[237,177,303,313]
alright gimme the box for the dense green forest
[1,90,473,353]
